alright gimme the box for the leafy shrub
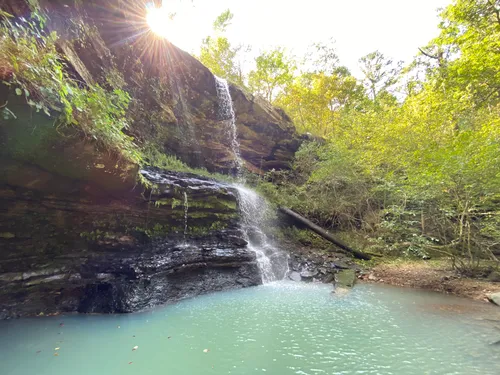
[0,10,141,164]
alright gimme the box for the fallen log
[279,207,372,260]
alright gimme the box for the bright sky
[154,0,452,77]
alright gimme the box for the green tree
[248,48,295,102]
[359,51,402,101]
[259,0,500,273]
[198,10,245,86]
[275,70,365,137]
[423,0,500,109]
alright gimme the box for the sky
[154,0,452,78]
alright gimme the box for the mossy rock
[335,269,356,288]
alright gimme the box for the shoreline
[359,260,500,303]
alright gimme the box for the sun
[146,4,195,52]
[146,6,173,38]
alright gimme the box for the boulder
[300,269,319,280]
[230,85,301,172]
[332,261,351,270]
[335,269,356,288]
[323,273,336,284]
[487,292,500,307]
[288,271,302,282]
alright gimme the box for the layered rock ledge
[0,165,260,319]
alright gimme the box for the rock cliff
[0,163,261,318]
[1,0,301,173]
[0,0,303,318]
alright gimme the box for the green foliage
[359,51,402,101]
[0,10,141,164]
[279,227,332,250]
[198,10,245,86]
[253,0,500,274]
[423,0,500,108]
[213,9,233,32]
[142,143,234,182]
[248,48,295,102]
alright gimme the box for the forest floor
[359,259,500,302]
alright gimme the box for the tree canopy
[197,1,500,273]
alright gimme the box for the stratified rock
[487,293,500,307]
[335,269,356,288]
[230,85,301,172]
[288,271,302,282]
[0,0,303,318]
[0,163,261,318]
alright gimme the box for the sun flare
[146,4,195,52]
[146,6,172,37]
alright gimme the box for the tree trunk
[279,207,372,260]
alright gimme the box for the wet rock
[0,273,23,282]
[335,269,356,288]
[323,273,335,284]
[332,261,350,270]
[318,267,328,275]
[300,270,318,280]
[0,166,261,318]
[487,292,500,307]
[288,271,302,282]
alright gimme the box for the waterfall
[214,76,243,175]
[183,191,189,241]
[234,185,289,283]
[215,75,288,283]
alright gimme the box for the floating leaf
[15,88,22,96]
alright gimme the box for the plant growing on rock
[0,9,141,164]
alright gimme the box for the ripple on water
[1,282,500,375]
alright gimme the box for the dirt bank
[360,260,500,302]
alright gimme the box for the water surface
[1,282,500,375]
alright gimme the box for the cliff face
[0,160,261,318]
[4,0,301,174]
[0,0,302,318]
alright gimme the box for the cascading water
[235,185,289,283]
[183,191,189,241]
[214,76,243,175]
[215,76,289,283]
